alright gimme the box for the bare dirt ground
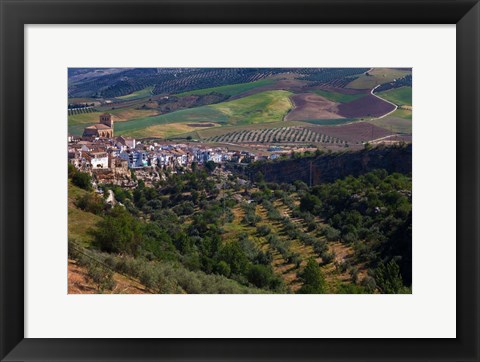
[338,94,395,118]
[68,259,148,294]
[285,93,343,121]
[305,122,395,144]
[304,85,368,95]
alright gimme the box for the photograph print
[67,67,412,294]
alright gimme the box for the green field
[346,68,411,90]
[368,117,412,134]
[115,106,228,136]
[368,107,412,134]
[210,90,293,125]
[313,89,367,103]
[114,90,293,137]
[377,86,412,107]
[68,108,160,136]
[176,79,275,97]
[116,86,154,100]
[389,108,412,120]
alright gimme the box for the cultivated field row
[206,126,346,145]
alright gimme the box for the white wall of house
[91,156,109,169]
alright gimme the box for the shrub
[92,206,143,254]
[322,225,341,241]
[216,260,231,277]
[298,258,326,294]
[75,193,105,214]
[72,171,92,190]
[86,263,116,292]
[320,250,335,265]
[256,225,271,237]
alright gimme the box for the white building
[89,152,109,169]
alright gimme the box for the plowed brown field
[286,93,343,121]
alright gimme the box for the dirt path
[370,84,398,119]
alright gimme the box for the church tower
[100,113,114,128]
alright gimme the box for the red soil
[286,93,343,121]
[338,94,395,118]
[307,122,394,143]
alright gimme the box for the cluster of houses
[68,135,263,172]
[68,113,284,176]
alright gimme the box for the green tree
[298,258,326,294]
[374,259,406,294]
[247,264,276,289]
[215,260,231,277]
[72,171,92,190]
[218,241,248,275]
[299,194,322,213]
[205,160,217,173]
[254,171,265,183]
[92,206,142,254]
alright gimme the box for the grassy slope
[115,106,228,136]
[116,86,154,100]
[313,89,367,103]
[68,108,159,135]
[368,107,412,134]
[377,86,412,107]
[124,122,222,139]
[346,68,411,89]
[115,90,294,138]
[176,79,275,97]
[68,181,101,246]
[210,90,293,125]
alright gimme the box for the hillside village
[68,113,283,187]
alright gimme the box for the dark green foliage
[306,170,411,287]
[336,283,367,294]
[215,260,231,277]
[298,258,326,294]
[75,193,105,215]
[205,160,217,173]
[218,241,249,276]
[72,171,92,190]
[247,264,283,290]
[92,206,143,254]
[374,259,408,294]
[321,225,341,241]
[299,194,322,214]
[256,225,271,237]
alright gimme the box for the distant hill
[68,67,370,99]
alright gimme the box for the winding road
[370,85,398,119]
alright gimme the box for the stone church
[83,113,114,139]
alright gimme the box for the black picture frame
[1,0,479,361]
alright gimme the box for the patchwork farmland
[68,67,412,142]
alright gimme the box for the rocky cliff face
[245,144,412,185]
